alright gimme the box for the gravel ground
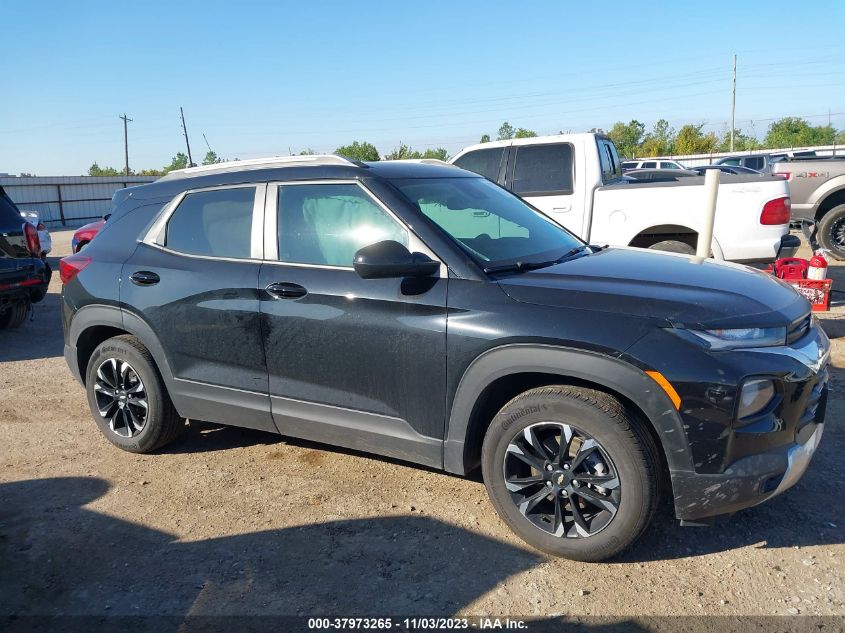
[1,230,843,624]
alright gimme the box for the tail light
[59,254,92,284]
[760,197,791,225]
[23,222,40,255]
[776,172,791,180]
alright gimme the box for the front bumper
[671,323,829,521]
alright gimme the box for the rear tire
[0,302,28,329]
[647,240,696,255]
[817,204,845,261]
[481,386,661,562]
[85,335,184,453]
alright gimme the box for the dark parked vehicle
[61,156,829,561]
[690,165,763,176]
[623,168,699,182]
[0,186,50,328]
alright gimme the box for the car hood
[497,247,809,329]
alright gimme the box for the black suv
[61,157,829,561]
[0,185,49,328]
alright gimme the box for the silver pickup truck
[772,157,845,258]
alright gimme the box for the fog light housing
[738,378,776,420]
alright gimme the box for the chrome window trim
[141,183,264,260]
[141,241,261,265]
[266,179,446,278]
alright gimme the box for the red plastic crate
[784,278,832,312]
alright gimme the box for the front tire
[481,386,661,562]
[85,335,184,453]
[817,204,845,260]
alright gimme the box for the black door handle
[129,271,160,286]
[265,281,307,299]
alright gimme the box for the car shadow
[0,284,64,363]
[0,477,541,620]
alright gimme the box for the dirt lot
[1,230,843,624]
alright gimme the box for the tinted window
[277,183,408,267]
[641,161,657,168]
[720,158,740,166]
[598,140,622,183]
[511,144,573,195]
[661,162,680,169]
[453,148,505,181]
[621,161,637,170]
[166,187,255,258]
[392,176,581,267]
[745,156,765,170]
[0,192,23,226]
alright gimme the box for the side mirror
[353,240,439,280]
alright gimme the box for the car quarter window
[165,187,256,258]
[511,144,574,195]
[277,183,408,267]
[452,147,505,181]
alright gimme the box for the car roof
[126,157,475,201]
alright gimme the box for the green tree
[137,168,164,176]
[764,117,836,148]
[88,162,122,177]
[608,120,645,158]
[836,130,845,145]
[163,152,189,174]
[385,144,449,161]
[420,148,449,160]
[202,150,222,165]
[640,119,675,156]
[334,141,380,161]
[673,124,718,155]
[298,148,317,155]
[717,128,760,152]
[480,134,491,143]
[497,121,515,140]
[514,128,538,138]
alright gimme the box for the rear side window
[166,187,255,258]
[511,144,573,195]
[453,148,505,181]
[641,161,657,168]
[660,162,679,169]
[0,192,22,226]
[745,156,765,170]
[277,183,408,267]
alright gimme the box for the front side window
[641,161,657,168]
[277,183,408,267]
[165,187,255,258]
[661,162,680,169]
[453,147,505,181]
[511,144,574,195]
[392,176,582,267]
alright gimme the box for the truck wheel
[85,335,184,453]
[0,302,29,329]
[481,386,661,562]
[647,240,695,255]
[817,204,845,260]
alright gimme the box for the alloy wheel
[503,422,620,538]
[93,358,148,438]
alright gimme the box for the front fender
[442,344,694,476]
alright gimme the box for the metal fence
[0,176,158,228]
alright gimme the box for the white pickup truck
[450,133,797,263]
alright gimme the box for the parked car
[61,155,828,561]
[624,168,699,182]
[20,209,53,258]
[712,152,815,174]
[72,217,107,253]
[771,156,845,258]
[0,186,50,328]
[621,159,686,171]
[451,133,797,263]
[689,165,763,176]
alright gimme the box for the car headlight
[678,326,786,350]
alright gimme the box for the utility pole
[180,107,194,167]
[119,113,133,176]
[730,53,737,152]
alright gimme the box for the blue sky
[2,0,844,175]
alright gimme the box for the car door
[121,184,275,433]
[505,142,584,236]
[258,180,447,467]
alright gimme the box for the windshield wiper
[483,245,596,274]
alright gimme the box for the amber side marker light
[645,370,682,410]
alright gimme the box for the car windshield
[390,176,583,268]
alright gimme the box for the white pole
[697,169,720,258]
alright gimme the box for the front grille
[786,314,811,345]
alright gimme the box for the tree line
[87,116,844,176]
